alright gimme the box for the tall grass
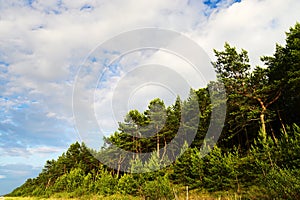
[5,192,243,200]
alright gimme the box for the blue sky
[1,0,300,195]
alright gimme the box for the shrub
[117,173,138,195]
[142,175,173,200]
[263,167,300,200]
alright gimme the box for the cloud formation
[195,0,300,66]
[0,0,300,195]
[0,164,41,195]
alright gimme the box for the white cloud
[0,145,70,167]
[92,49,206,134]
[0,0,209,129]
[0,163,42,195]
[1,0,299,142]
[0,175,6,179]
[27,145,65,154]
[193,0,300,66]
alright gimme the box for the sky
[1,0,300,195]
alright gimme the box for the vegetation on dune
[6,23,300,200]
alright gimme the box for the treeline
[8,23,300,199]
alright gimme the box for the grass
[4,188,244,200]
[4,195,141,200]
[4,193,244,200]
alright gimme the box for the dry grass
[4,195,141,200]
[4,194,243,200]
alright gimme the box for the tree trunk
[156,125,160,159]
[260,112,267,142]
[117,155,125,178]
[256,97,267,142]
[46,177,52,189]
[157,134,160,158]
[277,110,287,136]
[132,136,135,160]
[161,137,167,161]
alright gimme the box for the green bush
[52,173,68,192]
[142,175,173,200]
[117,173,138,195]
[203,146,239,192]
[94,171,117,195]
[262,167,300,200]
